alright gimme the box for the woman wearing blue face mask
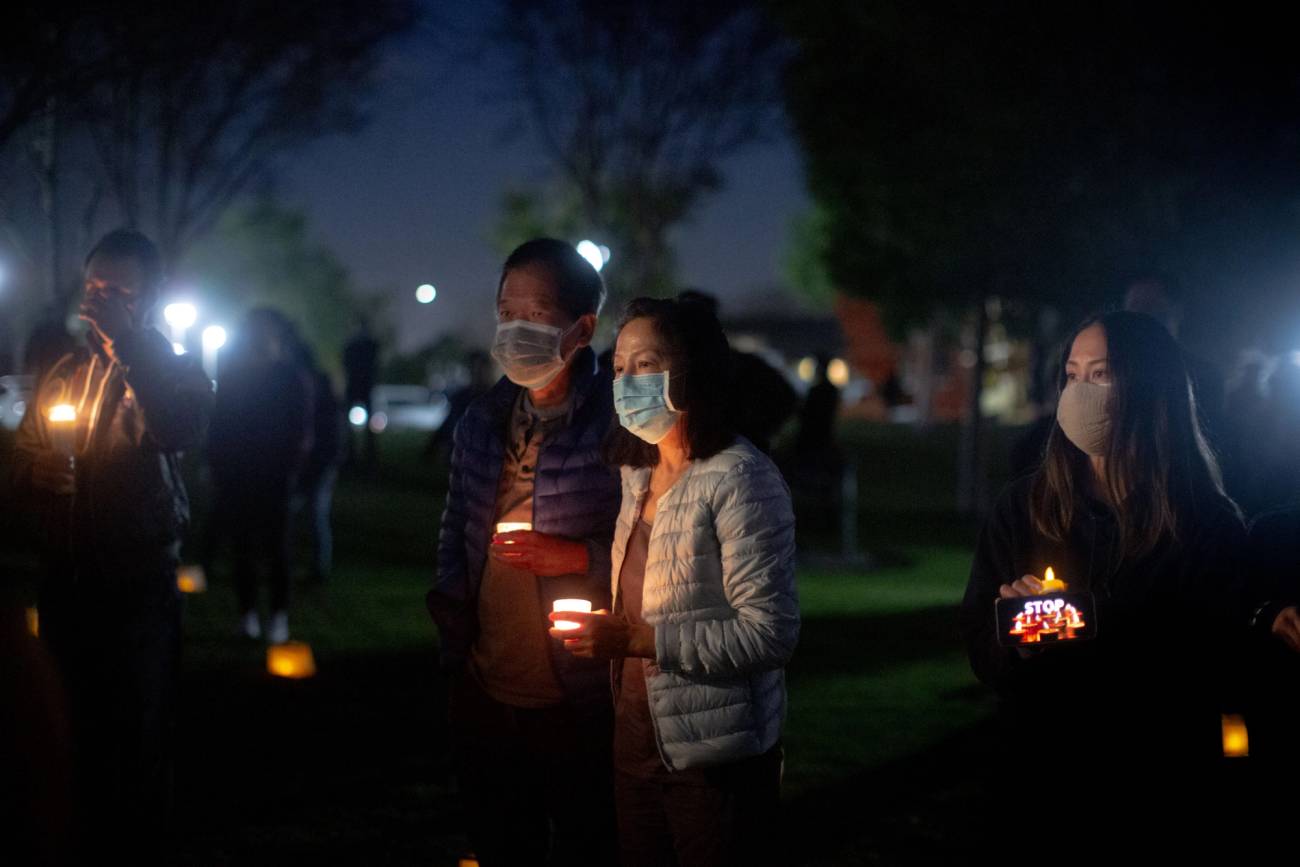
[549,295,799,867]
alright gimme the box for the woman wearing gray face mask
[959,310,1248,850]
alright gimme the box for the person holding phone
[960,311,1248,844]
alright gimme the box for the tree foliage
[780,1,1300,334]
[497,0,789,306]
[180,201,368,377]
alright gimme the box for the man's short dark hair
[85,228,164,289]
[498,238,606,320]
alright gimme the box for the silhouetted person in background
[783,353,844,541]
[424,349,494,465]
[12,228,213,865]
[288,328,343,584]
[208,308,310,643]
[677,289,797,453]
[1124,273,1225,443]
[343,316,380,468]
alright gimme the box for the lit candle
[495,521,532,544]
[176,564,207,594]
[1040,566,1067,593]
[26,607,39,638]
[1221,714,1249,758]
[552,598,592,631]
[47,403,77,457]
[267,641,317,679]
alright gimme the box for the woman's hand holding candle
[549,609,656,660]
[998,574,1045,599]
[489,530,589,576]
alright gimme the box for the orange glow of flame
[552,598,591,631]
[267,642,316,679]
[1222,714,1249,758]
[48,404,76,423]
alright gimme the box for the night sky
[279,7,808,354]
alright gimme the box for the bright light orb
[172,342,187,355]
[416,284,437,304]
[348,405,368,427]
[828,358,850,387]
[576,240,604,273]
[163,302,198,330]
[368,411,389,434]
[202,325,228,351]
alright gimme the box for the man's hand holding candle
[490,530,589,576]
[549,609,656,660]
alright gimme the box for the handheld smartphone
[994,591,1097,647]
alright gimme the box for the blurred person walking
[287,328,344,585]
[208,308,311,643]
[343,315,380,468]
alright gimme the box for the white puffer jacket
[611,437,799,770]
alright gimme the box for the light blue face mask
[613,371,681,444]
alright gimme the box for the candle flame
[1045,567,1054,583]
[48,404,76,423]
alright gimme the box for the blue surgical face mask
[613,371,681,444]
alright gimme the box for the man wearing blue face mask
[428,237,620,866]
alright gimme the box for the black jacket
[13,329,213,576]
[961,474,1249,761]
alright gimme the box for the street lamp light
[163,302,198,344]
[416,283,437,304]
[202,325,227,380]
[575,240,606,273]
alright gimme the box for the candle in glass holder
[495,521,532,544]
[1222,714,1249,758]
[176,564,207,594]
[47,403,77,457]
[552,598,592,631]
[267,641,316,679]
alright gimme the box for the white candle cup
[47,404,77,457]
[495,521,532,542]
[552,598,592,631]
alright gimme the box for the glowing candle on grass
[176,565,207,593]
[552,599,592,631]
[26,607,39,637]
[1040,566,1067,593]
[267,641,316,679]
[1221,714,1249,758]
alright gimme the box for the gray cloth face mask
[1056,380,1112,457]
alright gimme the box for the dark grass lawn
[2,421,1024,865]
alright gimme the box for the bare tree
[497,0,789,301]
[78,0,416,266]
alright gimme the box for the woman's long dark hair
[602,294,735,468]
[1030,310,1235,559]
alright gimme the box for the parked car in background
[354,384,449,434]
